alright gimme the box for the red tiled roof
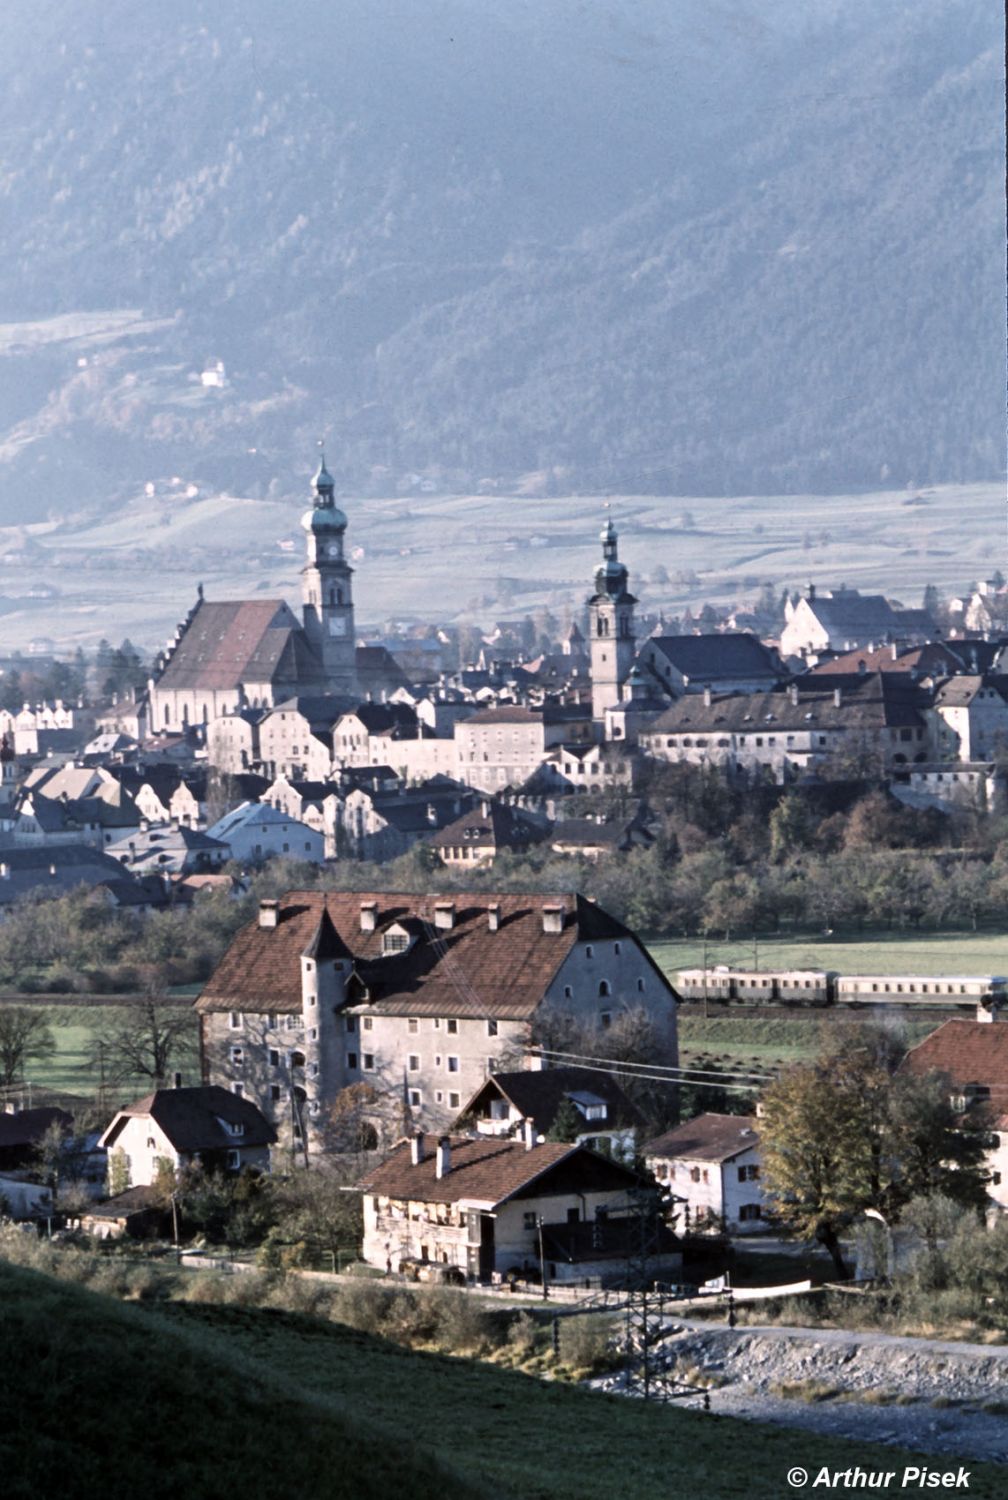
[196,889,634,1019]
[642,1113,760,1163]
[900,1020,1008,1090]
[156,599,315,692]
[358,1133,637,1206]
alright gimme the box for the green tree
[546,1097,582,1142]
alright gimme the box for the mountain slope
[0,0,1002,521]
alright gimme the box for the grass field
[677,1014,940,1075]
[650,930,1008,981]
[6,1255,1001,1500]
[16,1004,201,1102]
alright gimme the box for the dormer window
[382,925,411,956]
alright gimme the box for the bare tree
[90,996,198,1090]
[0,1005,56,1087]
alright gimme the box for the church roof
[155,599,317,693]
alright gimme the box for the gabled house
[637,633,783,700]
[357,1131,677,1284]
[428,799,548,867]
[98,1086,276,1188]
[455,1065,642,1159]
[643,1113,765,1233]
[206,801,325,864]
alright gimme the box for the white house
[98,1086,276,1189]
[643,1113,765,1234]
[206,801,325,864]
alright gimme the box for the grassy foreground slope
[0,1262,479,1500]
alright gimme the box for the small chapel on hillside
[147,459,399,733]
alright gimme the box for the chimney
[487,902,502,932]
[542,904,564,934]
[808,582,816,602]
[173,1071,183,1089]
[0,863,8,880]
[523,1116,537,1151]
[434,900,455,931]
[410,1130,425,1165]
[891,643,899,661]
[360,900,378,933]
[703,684,712,708]
[833,686,842,708]
[788,682,799,707]
[258,899,279,929]
[435,1136,451,1178]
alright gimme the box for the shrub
[557,1314,616,1375]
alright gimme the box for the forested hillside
[0,0,1002,521]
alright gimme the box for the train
[675,966,1008,1012]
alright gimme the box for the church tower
[589,515,636,731]
[301,455,358,695]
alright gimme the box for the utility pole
[702,935,709,1020]
[538,1216,549,1301]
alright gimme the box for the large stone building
[149,459,360,733]
[196,890,679,1153]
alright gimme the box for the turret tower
[589,515,636,730]
[301,454,358,694]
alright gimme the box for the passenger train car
[675,966,1008,1012]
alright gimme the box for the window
[690,1166,701,1183]
[447,1056,459,1073]
[362,1017,373,1031]
[408,1018,418,1033]
[383,932,409,955]
[487,1019,498,1037]
[227,1150,240,1170]
[598,980,611,997]
[347,1052,358,1070]
[362,1053,375,1071]
[146,1136,156,1150]
[446,1018,458,1035]
[268,1013,277,1029]
[614,942,621,956]
[449,1092,460,1108]
[408,1089,422,1107]
[523,1211,537,1230]
[284,1015,299,1031]
[345,1016,356,1033]
[434,1018,441,1030]
[739,1204,762,1221]
[585,946,594,959]
[637,978,645,993]
[408,1054,420,1072]
[737,1164,760,1182]
[230,1046,243,1066]
[228,1011,242,1030]
[563,985,573,999]
[435,1090,444,1104]
[599,1012,611,1030]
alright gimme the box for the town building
[900,1020,1008,1212]
[148,458,361,732]
[206,802,325,864]
[643,1113,765,1233]
[99,1086,275,1188]
[456,1065,642,1159]
[357,1131,677,1284]
[196,890,679,1152]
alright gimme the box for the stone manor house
[196,890,679,1153]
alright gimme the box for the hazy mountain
[0,0,1002,523]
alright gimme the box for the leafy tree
[0,1006,56,1087]
[265,1164,363,1264]
[760,1030,990,1277]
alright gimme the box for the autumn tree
[759,1030,990,1277]
[0,1006,56,1087]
